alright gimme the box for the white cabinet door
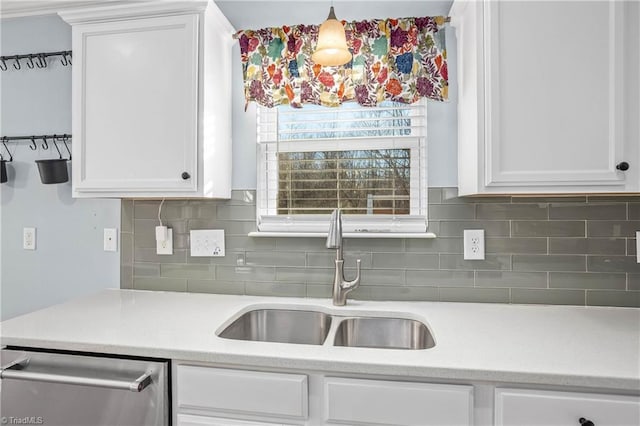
[453,0,638,194]
[324,377,473,426]
[495,388,640,426]
[72,14,199,193]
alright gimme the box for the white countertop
[1,289,639,391]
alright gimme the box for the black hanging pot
[35,135,72,184]
[1,138,11,184]
[36,158,68,184]
[1,159,7,183]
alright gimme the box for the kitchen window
[256,100,428,234]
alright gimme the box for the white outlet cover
[23,227,36,250]
[157,228,173,255]
[190,229,225,257]
[463,229,485,260]
[103,228,118,252]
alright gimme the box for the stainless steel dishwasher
[0,348,169,426]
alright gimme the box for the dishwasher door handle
[0,359,153,392]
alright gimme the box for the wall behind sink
[121,190,640,307]
[0,15,120,320]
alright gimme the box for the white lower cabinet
[323,377,473,426]
[174,363,639,426]
[495,388,640,426]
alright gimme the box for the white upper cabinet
[451,0,640,195]
[59,1,233,198]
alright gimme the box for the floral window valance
[236,16,448,108]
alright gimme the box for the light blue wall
[229,27,459,189]
[0,15,120,320]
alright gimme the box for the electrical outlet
[23,227,36,250]
[103,228,118,252]
[157,228,173,255]
[190,229,225,257]
[463,229,485,260]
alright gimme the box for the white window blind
[256,101,428,233]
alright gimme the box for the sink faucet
[326,209,361,306]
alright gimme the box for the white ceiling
[214,0,454,31]
[0,0,454,29]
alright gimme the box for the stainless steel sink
[334,317,435,350]
[218,309,332,345]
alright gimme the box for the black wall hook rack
[1,134,72,159]
[1,134,72,143]
[0,50,72,71]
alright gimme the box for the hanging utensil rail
[0,50,72,71]
[1,134,72,159]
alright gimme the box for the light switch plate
[103,228,118,252]
[463,229,485,260]
[190,229,225,257]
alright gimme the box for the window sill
[248,232,437,239]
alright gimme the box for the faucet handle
[326,208,342,249]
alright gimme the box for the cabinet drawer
[177,413,295,426]
[324,377,473,425]
[177,366,308,419]
[495,388,640,426]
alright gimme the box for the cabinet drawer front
[177,366,308,419]
[324,377,473,426]
[495,388,640,426]
[177,413,293,426]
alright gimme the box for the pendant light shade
[312,6,352,66]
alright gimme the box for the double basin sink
[217,308,435,350]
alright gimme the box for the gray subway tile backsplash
[371,253,439,269]
[549,202,627,220]
[512,221,586,237]
[628,274,640,291]
[587,256,640,273]
[587,221,640,237]
[187,279,244,295]
[548,238,626,255]
[485,238,547,254]
[405,270,475,287]
[475,271,547,288]
[511,288,586,306]
[512,255,586,272]
[476,203,548,220]
[548,272,626,290]
[439,287,510,303]
[121,188,640,307]
[439,220,510,237]
[586,290,640,308]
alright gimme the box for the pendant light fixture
[312,3,352,66]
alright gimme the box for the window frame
[255,101,429,235]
